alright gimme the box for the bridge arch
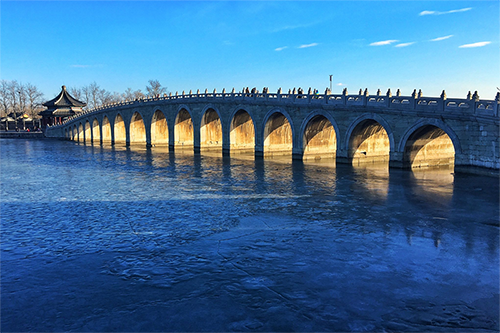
[84,120,91,142]
[114,113,127,144]
[78,123,84,142]
[92,118,100,144]
[345,114,394,165]
[200,106,223,149]
[174,107,194,147]
[102,115,112,144]
[262,108,294,156]
[129,111,147,144]
[72,125,77,141]
[151,109,169,145]
[399,119,460,168]
[300,110,340,160]
[229,107,256,153]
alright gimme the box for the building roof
[43,85,86,108]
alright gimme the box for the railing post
[324,88,330,104]
[439,90,446,112]
[411,89,417,110]
[495,92,500,117]
[472,91,479,114]
[363,88,368,107]
[386,89,392,108]
[277,87,282,102]
[342,88,348,106]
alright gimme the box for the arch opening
[174,109,193,147]
[84,121,91,142]
[72,125,77,141]
[151,110,169,146]
[349,119,390,165]
[200,109,222,150]
[404,125,455,168]
[114,114,126,144]
[78,123,84,142]
[102,116,111,144]
[130,112,146,144]
[303,115,336,161]
[92,119,100,144]
[264,112,293,156]
[230,110,255,154]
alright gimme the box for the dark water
[1,139,499,332]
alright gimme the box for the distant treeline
[0,79,168,119]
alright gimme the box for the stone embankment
[0,131,45,139]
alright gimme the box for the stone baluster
[396,89,401,97]
[386,89,392,107]
[363,88,369,106]
[472,91,480,114]
[467,91,472,100]
[324,88,330,104]
[494,92,500,117]
[342,88,348,106]
[277,87,282,102]
[440,90,447,111]
[377,89,381,96]
[411,89,417,110]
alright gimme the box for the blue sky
[1,1,498,100]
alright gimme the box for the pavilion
[40,85,86,128]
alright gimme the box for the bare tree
[24,83,44,120]
[146,79,167,97]
[122,87,145,101]
[69,86,83,102]
[0,80,12,118]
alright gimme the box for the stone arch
[174,108,194,147]
[114,113,126,144]
[73,125,77,141]
[345,114,393,165]
[230,108,256,153]
[262,108,294,156]
[151,109,169,145]
[300,111,339,160]
[399,119,460,168]
[92,118,100,144]
[84,120,91,142]
[200,107,223,149]
[130,111,147,144]
[78,123,84,142]
[102,115,112,144]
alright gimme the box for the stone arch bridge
[46,88,500,171]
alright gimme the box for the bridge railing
[48,88,500,129]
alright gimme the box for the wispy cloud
[337,83,344,86]
[459,41,491,48]
[395,42,415,47]
[370,40,398,46]
[431,35,453,42]
[419,8,472,16]
[298,43,318,49]
[275,46,288,51]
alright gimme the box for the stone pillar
[222,126,230,156]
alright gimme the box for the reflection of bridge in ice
[46,88,500,170]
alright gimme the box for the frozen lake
[1,138,498,332]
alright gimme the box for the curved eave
[42,86,87,108]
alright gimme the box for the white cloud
[431,35,453,42]
[336,83,344,86]
[275,46,288,51]
[395,42,415,47]
[370,40,398,46]
[459,41,491,48]
[419,8,472,16]
[298,43,318,49]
